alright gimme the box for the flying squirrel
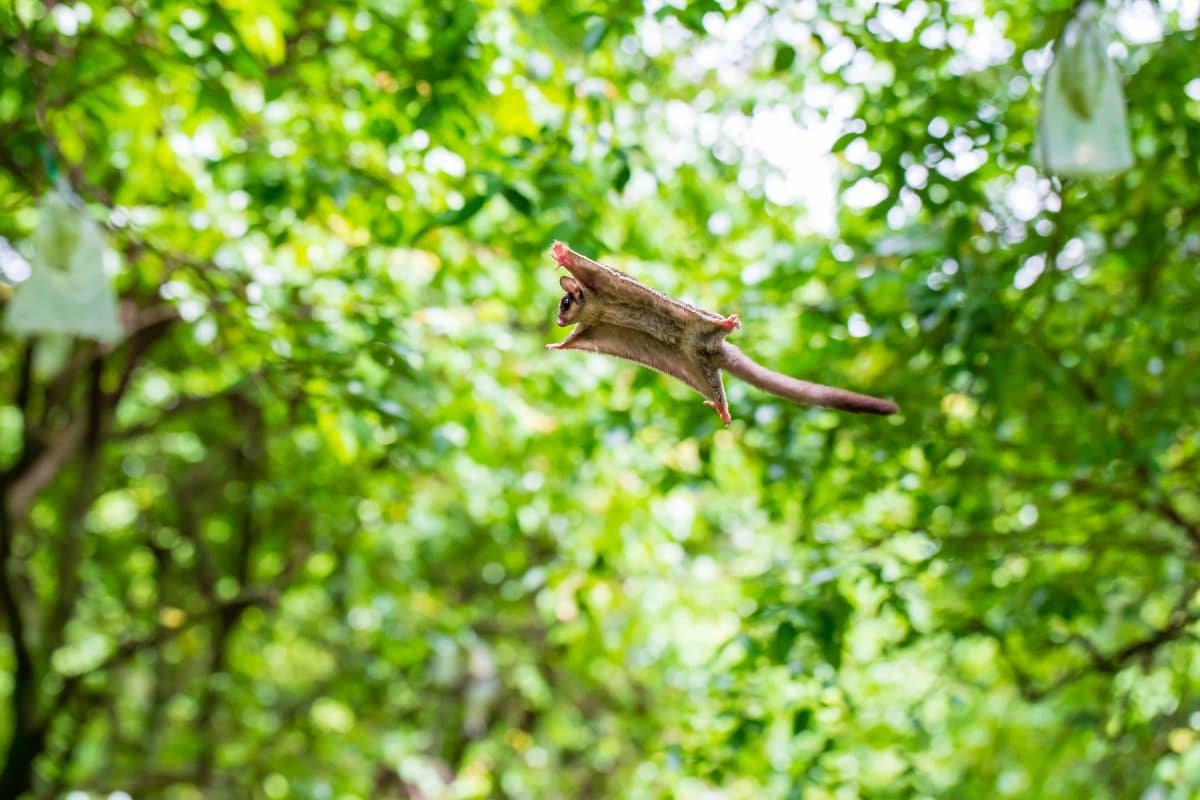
[545,241,899,425]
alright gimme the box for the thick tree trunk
[0,501,42,800]
[0,726,44,799]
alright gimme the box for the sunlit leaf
[583,17,609,54]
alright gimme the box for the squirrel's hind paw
[704,400,732,426]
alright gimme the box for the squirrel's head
[556,276,586,327]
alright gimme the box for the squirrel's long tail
[719,343,898,416]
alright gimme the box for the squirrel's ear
[559,276,583,298]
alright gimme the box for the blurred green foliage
[0,0,1198,798]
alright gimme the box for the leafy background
[1,0,1199,798]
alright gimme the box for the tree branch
[0,493,40,799]
[51,585,281,720]
[112,388,244,441]
[6,306,177,521]
[44,356,105,652]
[5,419,85,521]
[972,584,1200,702]
[14,341,34,420]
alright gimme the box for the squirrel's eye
[562,297,571,309]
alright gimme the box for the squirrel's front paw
[551,241,571,268]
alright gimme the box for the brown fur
[547,242,898,424]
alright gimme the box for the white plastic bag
[1037,4,1134,177]
[4,181,123,342]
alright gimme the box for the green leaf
[613,162,631,193]
[773,44,796,73]
[583,17,609,54]
[412,194,492,242]
[501,185,533,216]
[3,2,1197,795]
[830,131,859,154]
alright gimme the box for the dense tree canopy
[1,0,1199,798]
